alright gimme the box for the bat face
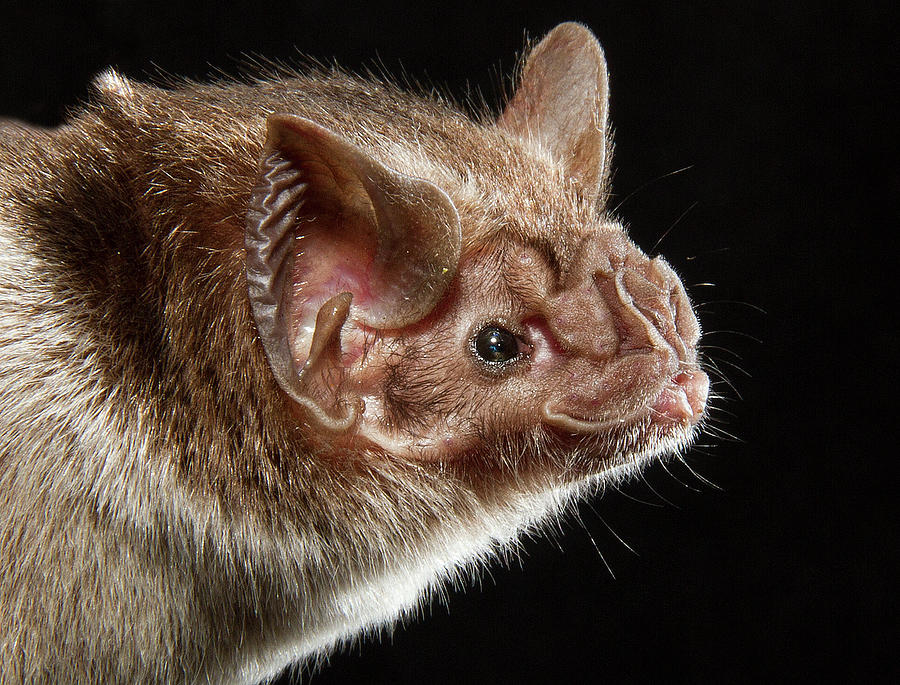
[360,231,706,461]
[292,213,707,471]
[0,21,709,684]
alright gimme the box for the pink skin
[651,370,710,423]
[293,234,708,463]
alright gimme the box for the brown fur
[0,24,706,683]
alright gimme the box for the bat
[0,22,709,683]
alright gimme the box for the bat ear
[498,22,611,204]
[245,114,462,431]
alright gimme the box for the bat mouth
[541,368,709,433]
[647,369,709,423]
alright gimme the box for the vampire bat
[0,22,709,684]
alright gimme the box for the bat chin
[531,414,700,487]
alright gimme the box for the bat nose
[549,230,699,364]
[594,266,672,356]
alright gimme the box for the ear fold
[245,115,462,431]
[498,22,611,204]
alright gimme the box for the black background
[1,2,893,683]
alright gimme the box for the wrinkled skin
[313,231,707,463]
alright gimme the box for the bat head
[244,23,707,477]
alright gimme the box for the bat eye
[473,325,520,364]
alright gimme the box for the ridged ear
[498,22,611,204]
[245,114,462,431]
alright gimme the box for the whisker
[696,299,767,315]
[705,405,738,419]
[610,165,694,214]
[685,246,731,260]
[708,356,752,378]
[609,481,664,508]
[585,500,639,559]
[676,454,722,490]
[703,358,743,400]
[585,525,616,579]
[575,507,620,578]
[707,393,739,403]
[698,344,744,360]
[659,458,700,493]
[703,424,744,443]
[650,200,699,255]
[638,470,678,508]
[703,329,763,344]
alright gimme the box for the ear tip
[264,114,349,161]
[265,113,299,140]
[550,21,596,38]
[543,21,606,61]
[265,113,325,143]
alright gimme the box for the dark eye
[473,325,520,364]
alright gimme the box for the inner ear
[245,115,462,431]
[498,22,611,204]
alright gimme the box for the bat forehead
[462,172,595,254]
[459,216,635,304]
